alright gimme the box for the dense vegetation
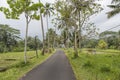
[0,24,42,53]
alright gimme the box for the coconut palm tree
[38,0,45,55]
[44,3,54,51]
[69,0,99,49]
[55,0,80,57]
[107,0,120,18]
[56,2,74,48]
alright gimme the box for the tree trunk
[66,26,69,49]
[35,36,38,58]
[74,28,78,58]
[118,31,120,50]
[24,15,28,64]
[78,11,81,50]
[38,0,45,55]
[53,25,56,49]
[46,15,50,52]
[41,15,45,55]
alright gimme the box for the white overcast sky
[0,0,120,39]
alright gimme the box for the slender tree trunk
[46,15,50,52]
[53,24,56,49]
[66,29,68,48]
[38,0,45,55]
[66,25,69,49]
[35,36,38,58]
[74,28,78,58]
[24,15,28,64]
[41,15,45,55]
[68,31,70,48]
[78,11,81,50]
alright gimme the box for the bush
[83,60,93,68]
[13,47,30,52]
[12,61,31,68]
[98,40,107,49]
[100,64,111,72]
[110,46,116,49]
[12,47,24,52]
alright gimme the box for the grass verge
[0,50,53,80]
[65,48,120,80]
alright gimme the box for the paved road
[20,50,76,80]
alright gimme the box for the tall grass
[0,50,53,80]
[66,49,120,80]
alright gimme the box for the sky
[90,0,120,32]
[0,0,120,40]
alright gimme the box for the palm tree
[56,2,74,48]
[47,28,56,48]
[0,24,20,52]
[107,0,120,18]
[69,0,98,49]
[55,0,79,57]
[44,3,54,51]
[38,0,45,55]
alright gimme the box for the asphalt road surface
[20,50,76,80]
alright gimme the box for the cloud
[90,0,120,32]
[98,14,120,32]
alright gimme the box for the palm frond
[107,8,120,18]
[108,4,120,9]
[112,0,120,4]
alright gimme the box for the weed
[100,64,111,73]
[83,61,93,68]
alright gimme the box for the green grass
[0,50,53,80]
[65,48,120,80]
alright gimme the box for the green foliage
[12,61,31,68]
[27,36,42,50]
[82,39,98,48]
[83,60,93,68]
[0,24,20,53]
[100,64,111,72]
[98,40,107,49]
[1,0,44,20]
[99,31,120,49]
[12,47,24,52]
[99,31,117,38]
[107,0,120,18]
[45,28,57,48]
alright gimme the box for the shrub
[83,60,93,68]
[13,47,24,52]
[98,40,107,49]
[13,47,30,52]
[100,64,111,72]
[12,61,31,68]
